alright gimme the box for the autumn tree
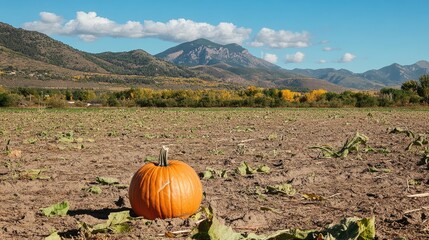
[304,89,327,102]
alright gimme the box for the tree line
[1,75,428,108]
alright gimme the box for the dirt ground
[0,108,428,239]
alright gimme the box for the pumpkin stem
[158,146,169,166]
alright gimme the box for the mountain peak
[156,38,277,69]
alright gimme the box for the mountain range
[0,21,427,91]
[291,60,429,90]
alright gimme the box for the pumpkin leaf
[96,176,120,185]
[257,165,271,173]
[302,193,325,201]
[389,127,415,138]
[266,184,296,196]
[106,210,131,226]
[202,170,214,179]
[236,162,270,176]
[368,166,391,173]
[406,135,428,151]
[79,211,132,235]
[82,186,102,194]
[191,213,243,240]
[236,161,256,176]
[311,132,368,159]
[202,167,228,179]
[114,184,128,189]
[21,169,50,180]
[191,206,375,240]
[57,131,74,143]
[26,137,38,144]
[40,201,69,217]
[190,211,203,222]
[44,231,61,240]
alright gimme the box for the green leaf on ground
[236,162,256,176]
[257,165,271,173]
[202,167,228,179]
[114,184,128,189]
[44,231,61,240]
[368,166,391,173]
[191,206,375,240]
[406,135,428,151]
[40,201,69,217]
[26,137,38,144]
[21,169,50,180]
[57,131,74,143]
[96,176,120,185]
[82,186,102,194]
[310,132,368,158]
[80,211,132,235]
[266,184,296,196]
[191,213,243,240]
[235,162,270,176]
[389,127,415,138]
[302,193,325,201]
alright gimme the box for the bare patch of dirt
[0,108,428,239]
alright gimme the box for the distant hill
[290,68,386,90]
[291,61,429,89]
[157,38,344,92]
[0,22,110,73]
[362,61,429,86]
[0,22,197,78]
[92,50,195,77]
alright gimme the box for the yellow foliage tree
[281,89,301,102]
[305,89,327,102]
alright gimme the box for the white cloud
[23,12,65,34]
[251,27,310,48]
[323,46,340,52]
[23,11,251,44]
[40,12,63,24]
[142,19,251,44]
[339,53,356,63]
[318,59,327,64]
[285,51,305,63]
[263,53,278,64]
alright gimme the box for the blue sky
[1,0,428,73]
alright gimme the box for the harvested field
[0,108,428,239]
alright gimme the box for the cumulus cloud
[263,53,278,64]
[318,59,327,64]
[285,51,305,63]
[23,12,65,34]
[142,19,251,44]
[251,28,310,48]
[339,53,356,63]
[23,11,251,44]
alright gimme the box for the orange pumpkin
[129,146,203,220]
